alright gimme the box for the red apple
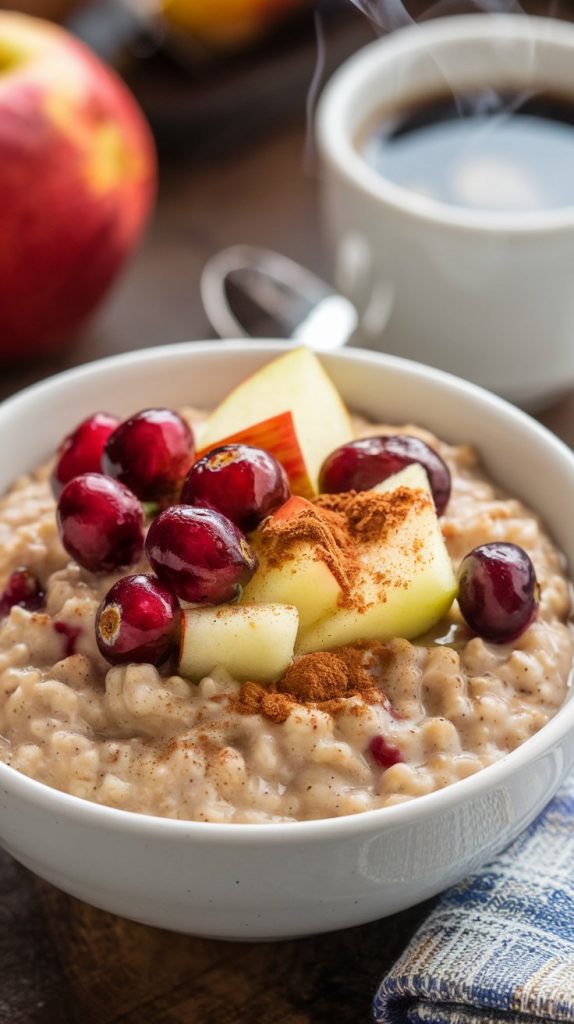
[0,13,156,361]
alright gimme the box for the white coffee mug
[316,15,574,408]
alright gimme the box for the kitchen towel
[373,771,574,1023]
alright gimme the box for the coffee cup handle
[334,233,395,339]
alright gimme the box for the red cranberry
[51,413,121,498]
[457,542,538,644]
[96,574,180,666]
[145,505,258,604]
[57,473,144,573]
[319,435,451,515]
[369,735,403,769]
[103,408,195,502]
[181,444,291,532]
[54,621,81,657]
[0,567,44,617]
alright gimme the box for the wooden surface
[2,14,574,1022]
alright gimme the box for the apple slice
[179,604,298,683]
[372,463,431,494]
[197,348,353,496]
[195,410,312,498]
[296,475,457,654]
[241,496,343,629]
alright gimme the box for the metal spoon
[200,244,358,351]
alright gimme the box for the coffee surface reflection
[359,90,574,211]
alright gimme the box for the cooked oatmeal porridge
[0,412,571,823]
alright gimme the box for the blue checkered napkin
[373,773,574,1024]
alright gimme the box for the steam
[347,0,528,32]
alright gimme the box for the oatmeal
[0,414,571,823]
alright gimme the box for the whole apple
[0,13,157,361]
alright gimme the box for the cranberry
[369,735,403,769]
[57,473,144,573]
[103,408,195,503]
[457,542,538,644]
[51,413,121,498]
[0,567,44,617]
[96,574,180,666]
[145,505,258,604]
[319,435,451,515]
[54,621,81,657]
[181,444,290,532]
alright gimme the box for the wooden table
[2,34,574,1024]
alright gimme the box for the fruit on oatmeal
[0,350,571,825]
[368,735,403,769]
[457,542,539,644]
[51,412,121,498]
[103,408,195,502]
[319,434,451,515]
[372,462,430,495]
[0,567,44,616]
[195,412,310,499]
[96,574,181,666]
[295,476,457,653]
[57,473,145,572]
[241,496,344,629]
[198,348,353,497]
[145,504,258,604]
[179,603,299,682]
[181,443,290,531]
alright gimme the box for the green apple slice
[179,604,299,683]
[296,470,457,653]
[241,496,343,629]
[197,347,353,496]
[372,462,432,494]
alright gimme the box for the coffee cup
[316,14,574,408]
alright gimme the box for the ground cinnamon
[233,642,394,724]
[257,487,430,615]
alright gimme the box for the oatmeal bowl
[0,340,573,940]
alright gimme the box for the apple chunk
[179,604,298,683]
[196,410,311,498]
[241,496,343,629]
[372,463,431,494]
[296,477,457,653]
[197,348,353,496]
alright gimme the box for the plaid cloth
[373,772,574,1024]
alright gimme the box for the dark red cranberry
[0,567,44,617]
[57,473,144,573]
[457,542,539,644]
[369,735,403,769]
[145,505,257,604]
[319,435,451,515]
[54,621,81,657]
[96,574,180,666]
[103,408,195,502]
[181,444,291,532]
[51,413,121,498]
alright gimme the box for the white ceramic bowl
[0,341,573,940]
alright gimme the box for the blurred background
[0,0,571,400]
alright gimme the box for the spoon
[200,244,358,351]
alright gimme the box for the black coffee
[360,89,574,211]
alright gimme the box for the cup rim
[316,13,574,235]
[1,338,573,842]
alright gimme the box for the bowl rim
[0,338,573,842]
[316,13,574,236]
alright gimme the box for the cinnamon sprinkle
[256,488,430,613]
[233,643,395,724]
